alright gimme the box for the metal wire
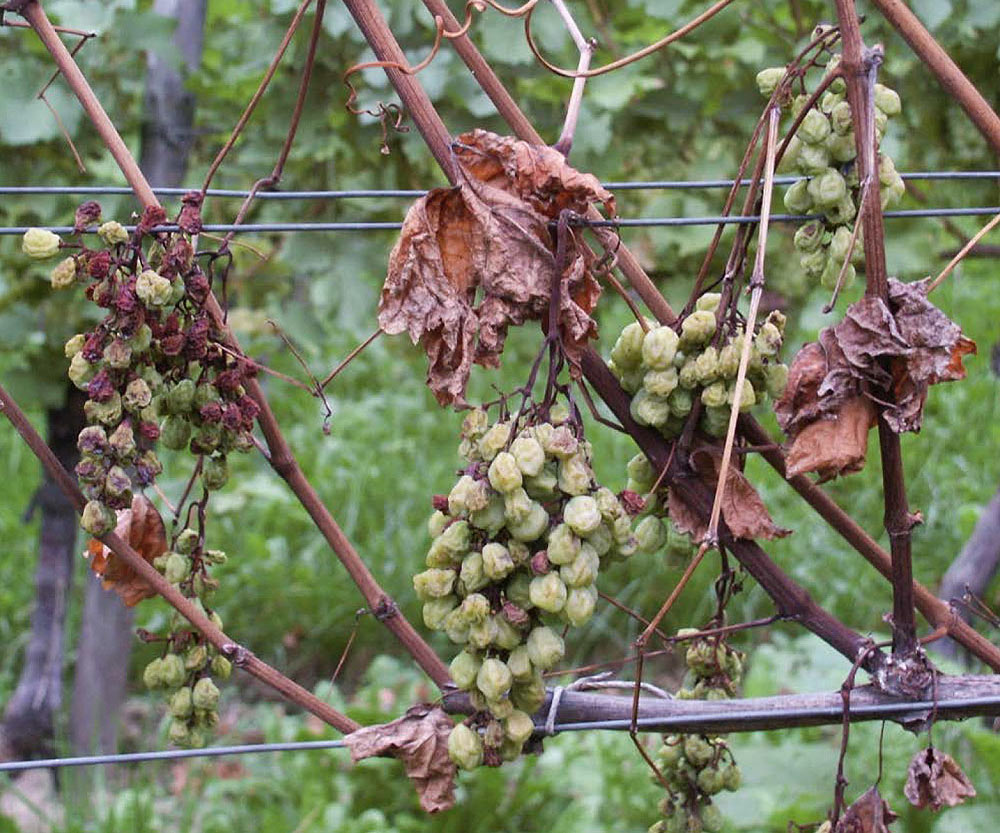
[2,206,997,236]
[0,739,347,773]
[0,171,996,198]
[3,692,1000,772]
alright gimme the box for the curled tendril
[341,2,541,151]
[523,0,738,79]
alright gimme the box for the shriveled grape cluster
[141,576,233,748]
[757,56,905,292]
[32,204,259,537]
[420,404,640,769]
[648,633,745,833]
[24,200,256,746]
[607,295,789,440]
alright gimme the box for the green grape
[529,573,567,612]
[797,108,831,144]
[797,143,831,175]
[807,168,847,208]
[783,179,813,213]
[641,326,680,369]
[755,66,785,97]
[448,724,484,770]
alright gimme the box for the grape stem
[705,106,780,547]
[822,178,871,313]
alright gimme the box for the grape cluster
[622,452,696,567]
[22,203,258,538]
[757,56,905,292]
[648,633,745,833]
[141,567,232,749]
[607,296,789,441]
[422,404,640,769]
[25,200,257,747]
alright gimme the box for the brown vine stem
[218,0,328,253]
[869,0,1000,156]
[739,417,1000,671]
[635,543,711,649]
[0,382,360,735]
[21,0,452,692]
[1,17,92,36]
[835,0,920,664]
[410,0,1000,672]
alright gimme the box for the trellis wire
[0,170,996,198]
[3,692,1000,772]
[2,207,998,236]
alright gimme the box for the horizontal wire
[0,171,996,199]
[0,739,348,773]
[2,206,998,237]
[3,692,1000,772]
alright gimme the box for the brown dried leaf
[785,396,876,481]
[777,278,975,454]
[85,495,166,607]
[344,704,456,813]
[835,786,898,833]
[904,746,976,811]
[667,444,790,541]
[378,129,612,405]
[451,129,615,219]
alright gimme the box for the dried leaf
[85,495,166,607]
[344,704,457,813]
[785,396,876,481]
[378,129,613,405]
[667,444,790,541]
[904,746,976,810]
[835,786,898,833]
[777,278,975,466]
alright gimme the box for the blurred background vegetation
[0,0,998,830]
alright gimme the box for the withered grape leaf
[785,396,876,481]
[835,786,897,833]
[378,129,614,406]
[904,746,976,810]
[776,278,975,477]
[667,443,790,541]
[344,704,457,813]
[85,494,166,607]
